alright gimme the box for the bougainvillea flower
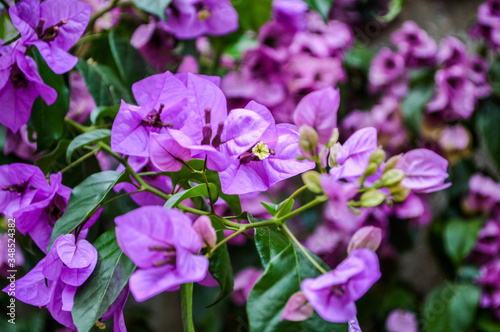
[437,36,468,67]
[301,248,381,323]
[111,71,188,157]
[272,0,308,33]
[115,207,209,302]
[14,172,71,253]
[468,55,492,98]
[3,234,97,330]
[330,127,378,182]
[293,87,339,144]
[391,21,437,67]
[395,148,451,193]
[470,0,500,51]
[100,284,129,332]
[320,173,360,222]
[219,101,315,195]
[0,42,57,133]
[10,0,91,74]
[163,0,238,39]
[0,163,49,217]
[193,215,217,248]
[4,125,39,161]
[66,71,97,123]
[369,48,408,98]
[232,267,263,305]
[281,291,314,321]
[386,310,418,332]
[464,174,500,213]
[474,220,500,258]
[478,259,500,319]
[427,65,476,120]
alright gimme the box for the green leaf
[66,129,111,162]
[181,283,195,332]
[443,218,483,265]
[164,183,218,208]
[49,171,123,250]
[477,98,500,170]
[90,105,120,125]
[207,218,233,307]
[253,222,290,268]
[378,0,405,22]
[402,84,435,135]
[477,311,500,332]
[76,59,133,107]
[261,199,294,217]
[302,0,333,20]
[247,244,347,331]
[109,28,155,89]
[233,0,272,31]
[131,0,172,20]
[490,57,500,97]
[35,139,70,174]
[424,283,480,332]
[72,230,136,332]
[28,48,69,151]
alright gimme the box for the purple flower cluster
[369,21,491,120]
[222,0,353,123]
[0,0,90,133]
[3,234,99,330]
[111,71,315,195]
[471,0,500,51]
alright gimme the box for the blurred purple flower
[163,0,238,39]
[10,0,91,74]
[272,0,308,33]
[232,267,263,305]
[464,174,500,214]
[470,0,500,51]
[478,259,500,319]
[67,71,96,123]
[437,36,468,67]
[468,55,492,98]
[115,207,209,302]
[301,248,381,323]
[282,291,314,321]
[386,310,418,332]
[4,125,40,161]
[427,65,476,120]
[395,148,451,193]
[0,42,57,133]
[391,21,437,67]
[369,47,408,99]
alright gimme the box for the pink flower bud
[193,216,217,248]
[347,226,382,254]
[281,291,313,322]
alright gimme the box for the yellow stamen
[197,9,210,20]
[252,141,270,160]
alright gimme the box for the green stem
[57,147,101,176]
[180,283,195,332]
[207,227,246,257]
[275,185,308,217]
[275,195,328,225]
[65,118,91,133]
[282,224,327,274]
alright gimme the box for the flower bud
[364,148,386,176]
[347,226,382,255]
[360,189,386,207]
[302,171,322,193]
[299,125,319,155]
[281,291,313,322]
[383,154,402,172]
[381,169,405,188]
[193,215,217,248]
[390,184,410,202]
[328,142,341,167]
[326,128,339,147]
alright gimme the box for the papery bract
[115,206,208,302]
[395,148,451,193]
[301,248,381,323]
[281,291,314,321]
[10,0,91,74]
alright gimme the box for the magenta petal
[396,149,450,192]
[33,40,78,74]
[294,86,340,144]
[111,101,150,156]
[42,246,64,281]
[9,0,40,41]
[149,132,191,172]
[3,259,51,307]
[56,234,97,269]
[61,284,77,311]
[281,291,314,322]
[224,108,271,156]
[60,257,97,286]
